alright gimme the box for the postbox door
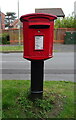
[28,21,54,59]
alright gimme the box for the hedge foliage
[0,33,10,45]
[55,16,76,28]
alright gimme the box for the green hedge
[0,33,10,45]
[55,16,76,28]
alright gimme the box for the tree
[55,16,76,28]
[5,12,17,28]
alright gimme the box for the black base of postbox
[31,60,44,99]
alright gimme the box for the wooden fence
[2,28,76,44]
[2,28,23,44]
[54,28,76,43]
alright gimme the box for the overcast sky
[0,0,75,17]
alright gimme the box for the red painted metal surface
[20,13,57,60]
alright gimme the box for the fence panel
[2,28,76,44]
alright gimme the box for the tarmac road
[0,51,75,82]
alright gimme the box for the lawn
[0,45,58,52]
[2,80,75,119]
[0,45,23,52]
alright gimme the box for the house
[74,1,76,18]
[10,19,22,28]
[35,8,65,18]
[0,11,5,29]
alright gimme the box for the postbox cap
[20,13,57,22]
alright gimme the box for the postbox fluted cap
[20,13,57,22]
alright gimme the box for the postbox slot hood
[29,22,50,26]
[20,13,57,22]
[29,22,50,29]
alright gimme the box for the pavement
[54,44,75,52]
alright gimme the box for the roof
[0,11,5,16]
[10,19,19,26]
[35,8,65,18]
[10,19,22,28]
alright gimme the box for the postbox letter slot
[29,22,50,29]
[30,25,50,29]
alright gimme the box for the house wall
[0,12,5,29]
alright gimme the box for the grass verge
[2,80,75,119]
[0,45,58,52]
[0,45,23,52]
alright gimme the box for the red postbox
[20,13,57,60]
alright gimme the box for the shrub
[55,16,76,28]
[0,33,10,45]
